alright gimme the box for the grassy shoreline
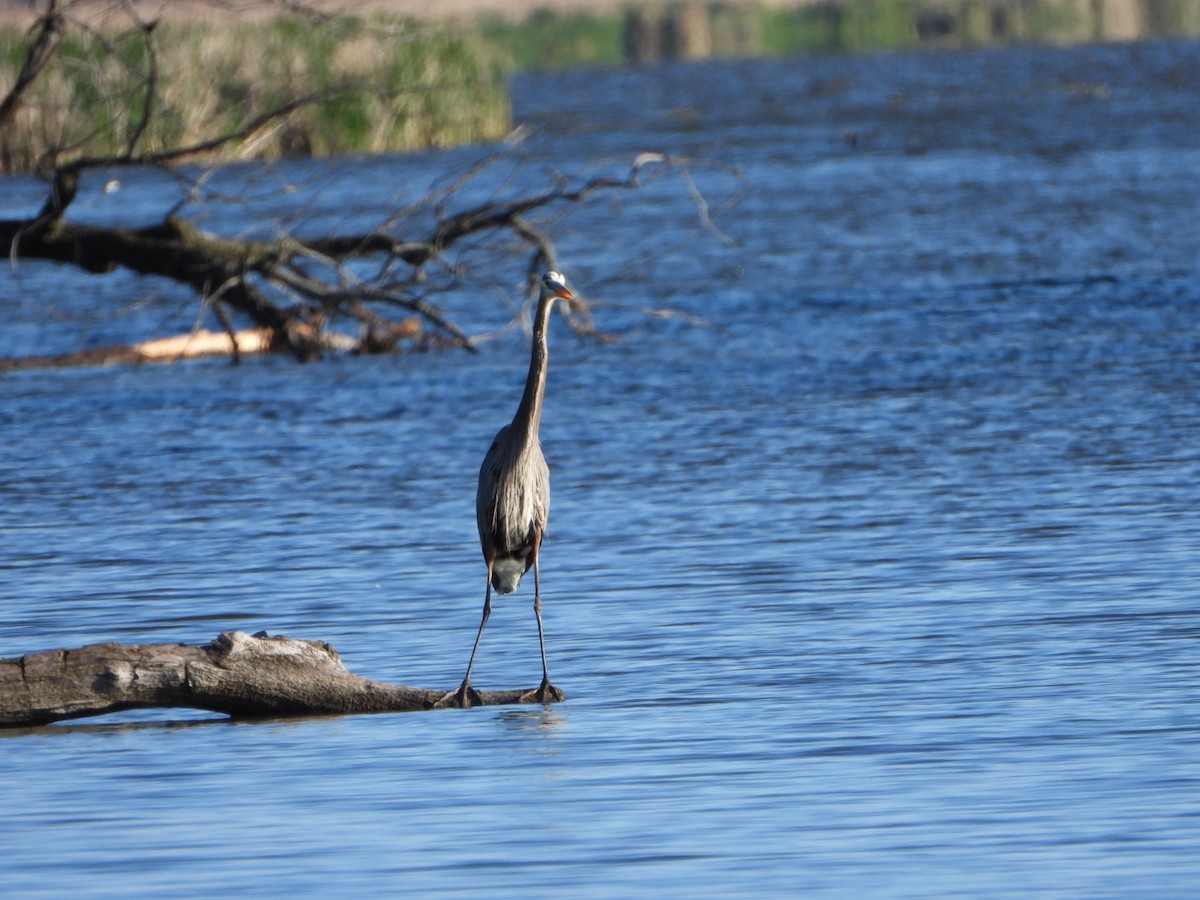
[2,0,1198,171]
[0,13,511,172]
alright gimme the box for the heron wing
[476,425,549,557]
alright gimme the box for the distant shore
[3,0,1196,170]
[0,0,815,24]
[336,0,808,20]
[2,0,1189,46]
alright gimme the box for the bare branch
[2,145,731,365]
[0,1,65,134]
[121,16,160,160]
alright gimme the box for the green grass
[0,13,512,172]
[477,9,626,69]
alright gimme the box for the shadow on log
[0,631,554,727]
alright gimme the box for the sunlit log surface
[0,630,547,726]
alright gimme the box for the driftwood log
[0,630,554,727]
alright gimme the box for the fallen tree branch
[1,153,693,365]
[0,630,547,727]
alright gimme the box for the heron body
[442,271,576,708]
[477,422,548,595]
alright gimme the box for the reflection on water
[2,39,1200,898]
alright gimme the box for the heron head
[541,271,575,304]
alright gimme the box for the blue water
[2,40,1199,897]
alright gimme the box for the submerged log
[0,630,549,727]
[0,319,425,372]
[0,328,283,372]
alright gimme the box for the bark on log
[0,631,550,727]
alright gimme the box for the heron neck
[512,293,554,444]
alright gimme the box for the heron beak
[554,287,576,303]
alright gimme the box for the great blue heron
[441,271,577,708]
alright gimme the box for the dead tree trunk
[0,631,548,727]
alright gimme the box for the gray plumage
[443,271,575,707]
[477,421,549,595]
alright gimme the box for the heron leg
[520,533,564,705]
[437,561,493,709]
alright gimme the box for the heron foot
[519,679,564,704]
[435,681,484,709]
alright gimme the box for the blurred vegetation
[478,0,1200,68]
[0,12,510,171]
[477,7,627,67]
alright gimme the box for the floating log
[0,318,424,372]
[0,630,550,727]
[0,328,279,372]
